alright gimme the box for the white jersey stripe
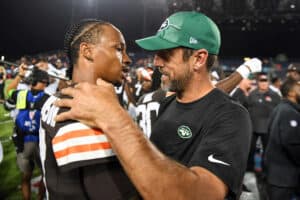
[56,149,115,166]
[53,134,109,152]
[56,122,95,136]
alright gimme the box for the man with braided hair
[39,19,138,199]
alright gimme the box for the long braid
[63,19,110,79]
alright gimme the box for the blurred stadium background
[0,0,300,199]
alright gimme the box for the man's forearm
[215,72,242,93]
[100,109,226,200]
[5,75,22,95]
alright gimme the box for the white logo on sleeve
[290,120,298,127]
[208,154,230,166]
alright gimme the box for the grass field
[0,80,41,200]
[0,104,23,199]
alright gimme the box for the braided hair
[64,19,110,79]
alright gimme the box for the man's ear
[193,49,208,70]
[80,42,94,62]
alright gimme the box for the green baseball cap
[135,11,221,55]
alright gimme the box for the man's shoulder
[210,89,249,117]
[248,88,259,96]
[40,93,73,132]
[211,89,243,106]
[277,101,300,115]
[41,94,116,169]
[152,89,167,102]
[137,89,167,105]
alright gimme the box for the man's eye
[116,47,123,52]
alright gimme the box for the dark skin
[216,72,244,93]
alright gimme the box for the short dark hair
[280,78,298,98]
[256,72,268,80]
[271,76,280,84]
[64,19,110,79]
[182,47,217,71]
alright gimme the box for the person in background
[287,63,300,81]
[36,58,60,95]
[246,72,281,199]
[264,79,300,200]
[247,72,281,172]
[269,76,282,97]
[230,77,253,108]
[0,65,6,101]
[4,64,48,200]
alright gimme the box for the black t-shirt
[231,88,248,109]
[151,89,252,199]
[264,100,300,187]
[40,94,138,200]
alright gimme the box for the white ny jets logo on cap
[158,19,169,32]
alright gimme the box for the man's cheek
[116,52,123,63]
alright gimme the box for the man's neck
[258,88,268,93]
[72,64,96,84]
[176,77,214,103]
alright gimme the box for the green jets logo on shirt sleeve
[177,125,192,139]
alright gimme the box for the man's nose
[153,55,164,68]
[123,53,132,66]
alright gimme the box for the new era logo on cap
[189,37,198,44]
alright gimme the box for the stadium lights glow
[85,0,96,7]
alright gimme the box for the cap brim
[135,35,179,51]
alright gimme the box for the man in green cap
[55,11,253,199]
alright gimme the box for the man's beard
[168,70,192,94]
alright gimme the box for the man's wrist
[236,65,251,78]
[17,74,25,79]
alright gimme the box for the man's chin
[113,79,123,87]
[113,82,122,87]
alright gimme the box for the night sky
[0,0,299,60]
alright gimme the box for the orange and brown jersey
[40,94,137,200]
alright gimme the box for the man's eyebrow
[112,41,125,47]
[120,42,125,47]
